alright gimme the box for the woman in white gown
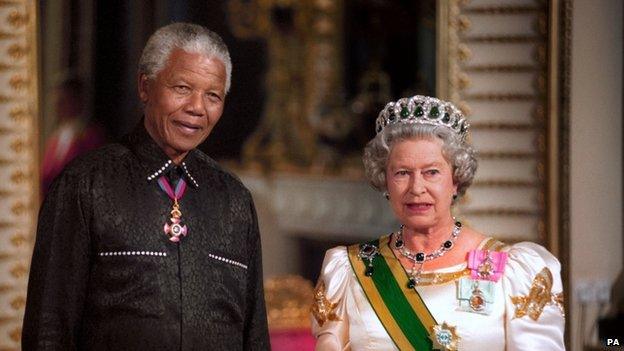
[310,96,565,351]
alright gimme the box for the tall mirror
[230,0,437,173]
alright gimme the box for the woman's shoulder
[313,246,353,311]
[502,241,561,275]
[497,240,564,295]
[321,236,388,267]
[496,242,565,346]
[320,246,350,274]
[319,234,393,279]
[476,237,560,270]
[317,237,385,291]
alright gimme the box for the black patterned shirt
[23,122,269,350]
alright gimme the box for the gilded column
[0,0,38,349]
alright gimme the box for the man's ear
[138,74,150,103]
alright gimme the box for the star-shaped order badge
[430,322,460,351]
[311,280,341,326]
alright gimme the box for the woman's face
[385,137,457,232]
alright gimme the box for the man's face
[139,48,227,161]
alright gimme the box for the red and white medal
[157,176,188,242]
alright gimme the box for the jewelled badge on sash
[358,243,379,276]
[157,176,188,242]
[430,322,460,351]
[458,249,507,314]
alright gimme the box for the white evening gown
[311,237,565,351]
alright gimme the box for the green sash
[347,236,437,351]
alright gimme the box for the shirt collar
[124,120,200,188]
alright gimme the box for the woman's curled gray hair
[363,123,478,200]
[138,22,232,93]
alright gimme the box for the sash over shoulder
[347,236,510,351]
[347,236,437,350]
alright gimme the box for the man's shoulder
[44,142,132,197]
[60,142,131,175]
[192,150,250,194]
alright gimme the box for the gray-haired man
[23,23,269,350]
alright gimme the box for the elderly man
[23,23,269,350]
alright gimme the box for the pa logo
[606,338,620,346]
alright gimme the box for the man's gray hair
[363,123,478,203]
[139,22,232,93]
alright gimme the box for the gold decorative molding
[9,296,24,310]
[6,10,27,27]
[9,263,27,279]
[440,0,562,267]
[8,327,20,343]
[265,275,314,331]
[9,139,27,153]
[470,122,539,131]
[6,44,27,60]
[0,1,38,349]
[9,170,28,184]
[472,180,538,188]
[8,75,28,91]
[9,202,27,216]
[9,233,26,247]
[464,93,537,101]
[462,35,543,44]
[0,96,17,104]
[463,6,544,15]
[8,106,30,122]
[0,64,19,72]
[443,9,570,345]
[478,152,537,160]
[464,65,540,73]
[0,2,21,8]
[457,15,471,32]
[0,32,18,40]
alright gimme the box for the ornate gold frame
[439,0,571,347]
[0,0,39,349]
[437,0,569,254]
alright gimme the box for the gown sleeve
[502,242,566,351]
[311,246,352,351]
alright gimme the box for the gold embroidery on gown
[410,269,471,286]
[511,267,565,320]
[311,280,341,326]
[312,242,566,350]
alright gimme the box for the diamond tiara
[375,95,469,140]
